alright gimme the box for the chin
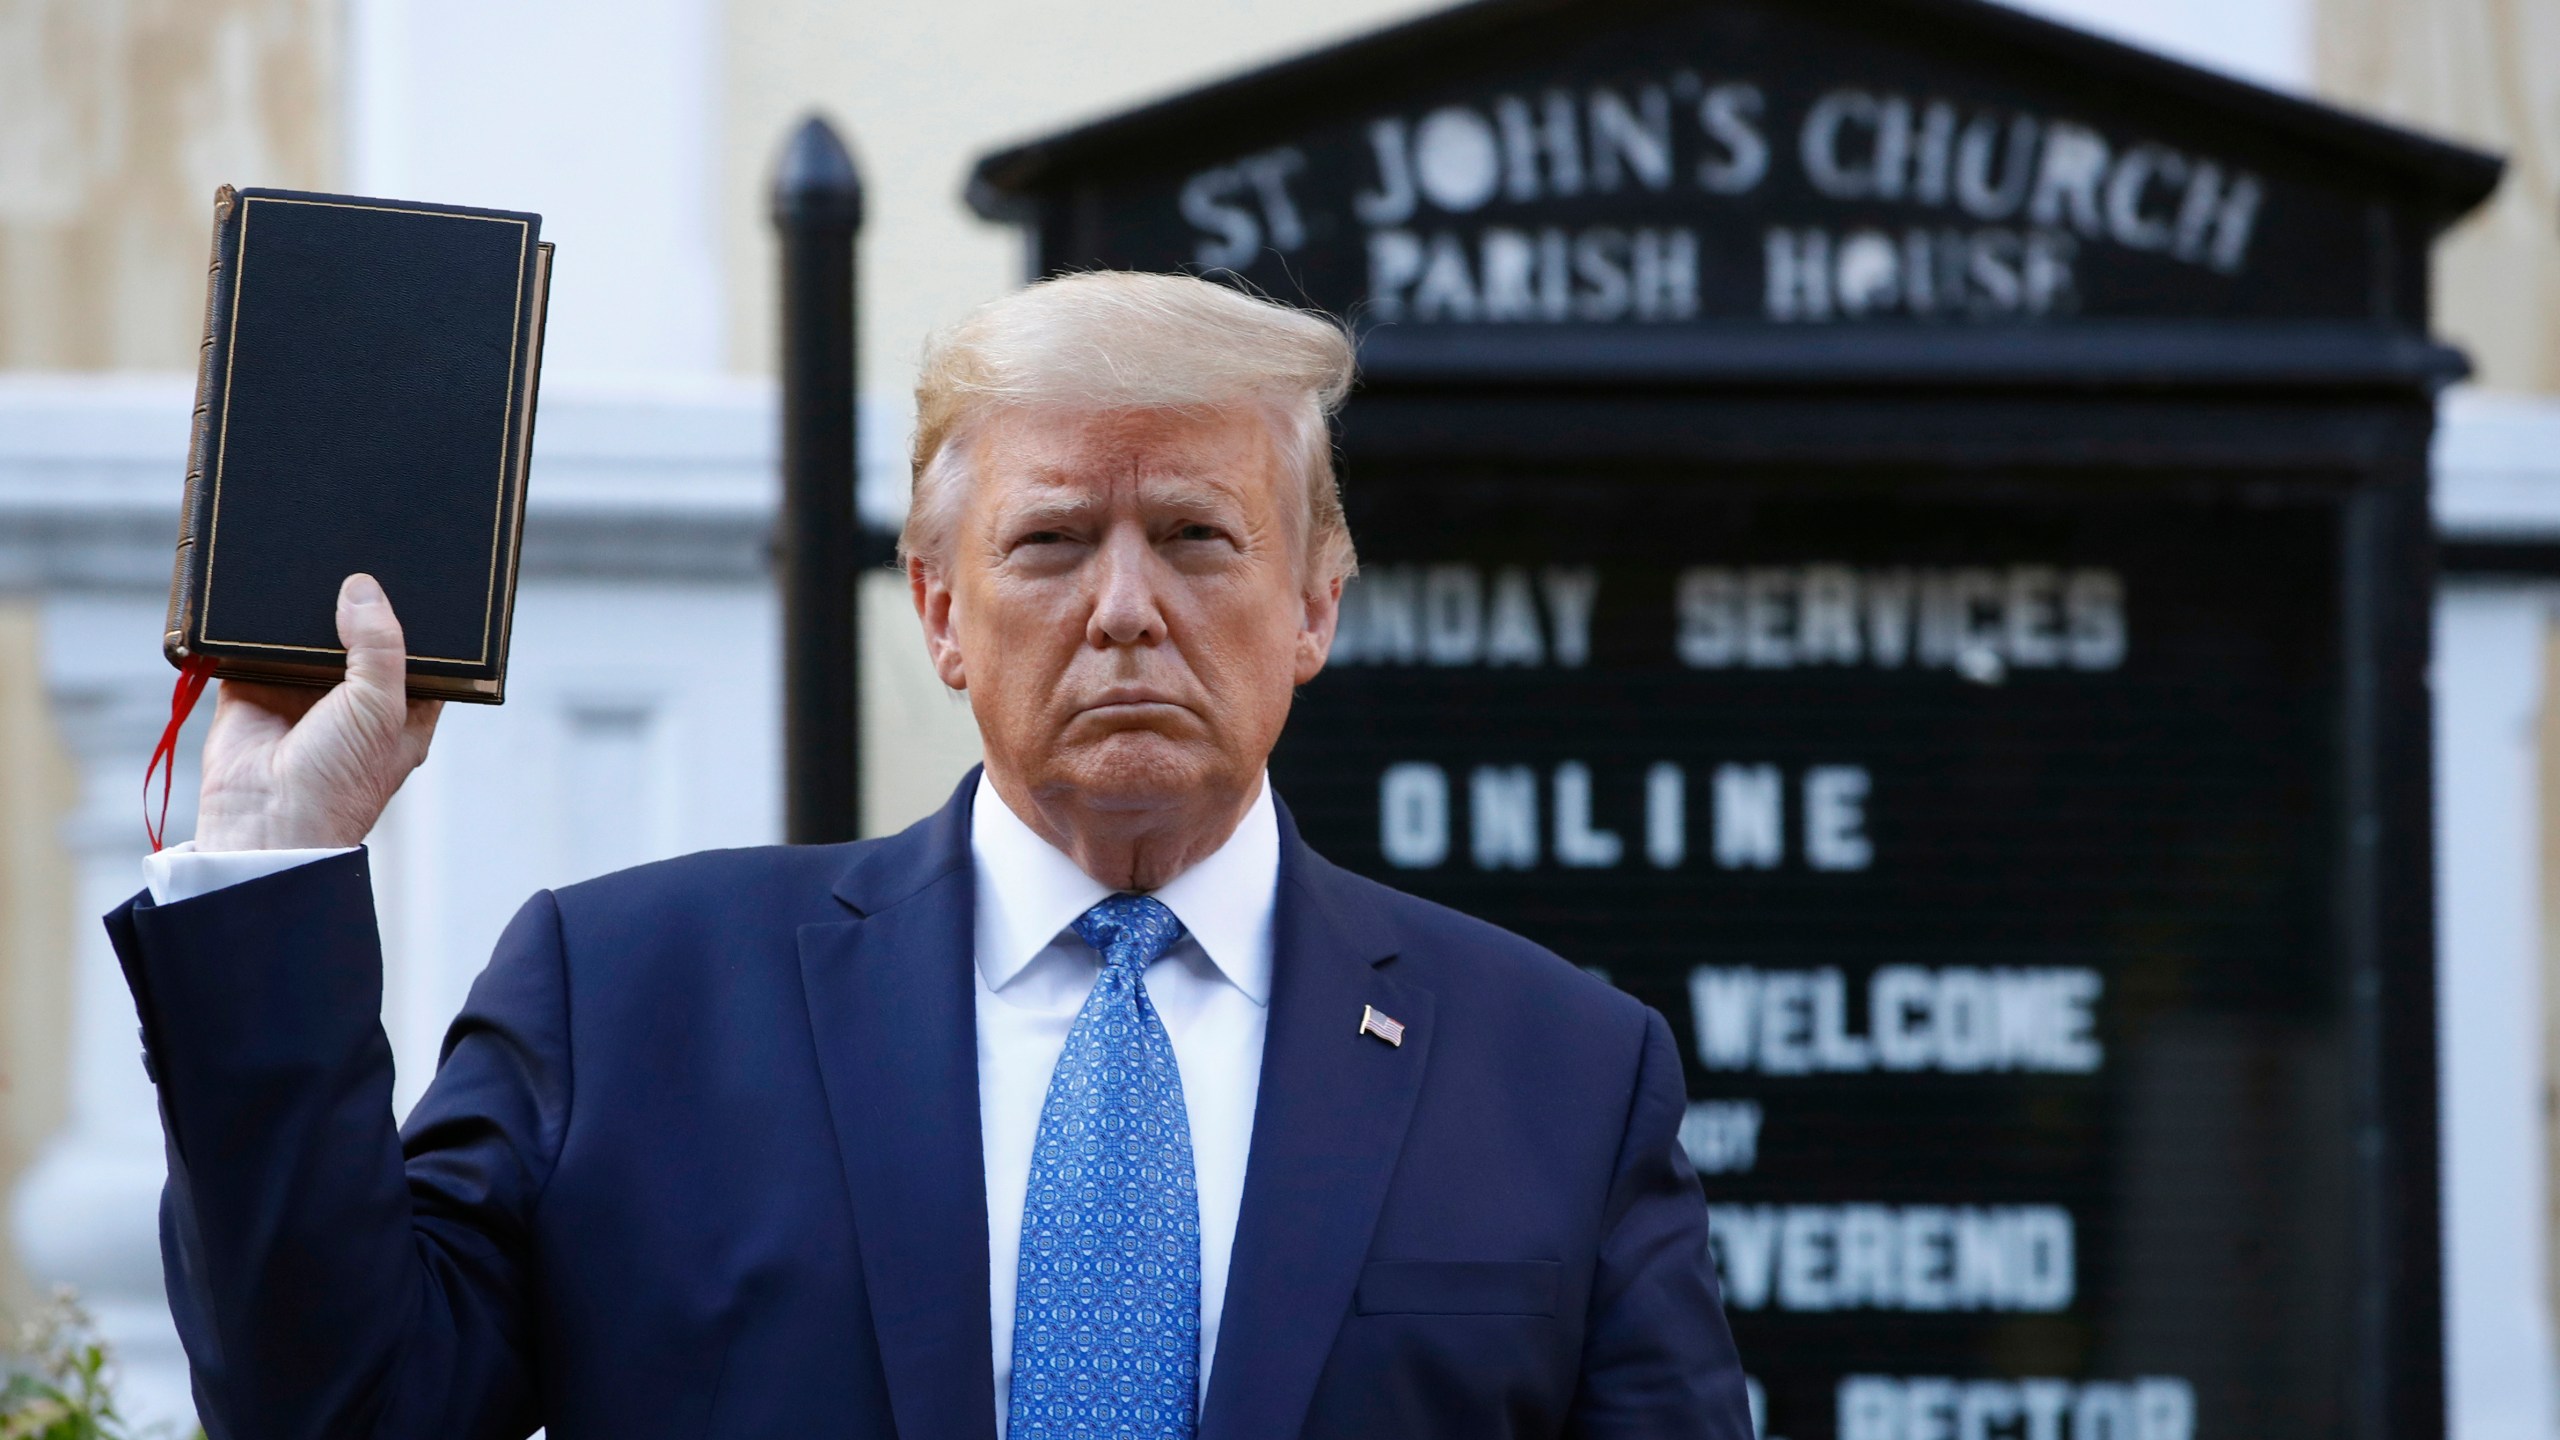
[1054,734,1223,810]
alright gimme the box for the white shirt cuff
[143,841,359,906]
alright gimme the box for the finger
[210,676,322,727]
[401,697,444,767]
[335,573,410,710]
[200,681,297,778]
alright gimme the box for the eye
[1013,529,1073,548]
[1172,523,1222,543]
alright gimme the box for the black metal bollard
[771,115,865,845]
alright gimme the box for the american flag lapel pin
[1358,1004,1406,1048]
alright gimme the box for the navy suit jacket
[109,774,1750,1439]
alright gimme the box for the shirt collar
[969,769,1278,1007]
[1149,778,1277,1007]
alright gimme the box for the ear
[1293,570,1343,686]
[911,555,969,692]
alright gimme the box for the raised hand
[192,573,444,852]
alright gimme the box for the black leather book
[167,185,554,703]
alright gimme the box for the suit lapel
[797,780,996,1440]
[1199,809,1435,1440]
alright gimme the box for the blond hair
[904,271,1358,582]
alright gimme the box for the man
[111,272,1750,1439]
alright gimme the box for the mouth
[1085,684,1182,708]
[1072,689,1196,726]
[1078,699,1188,720]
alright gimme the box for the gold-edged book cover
[165,184,554,704]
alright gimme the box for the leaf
[0,1290,156,1440]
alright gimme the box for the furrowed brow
[1138,478,1249,516]
[993,489,1103,533]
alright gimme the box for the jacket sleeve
[1565,1007,1757,1440]
[109,847,572,1440]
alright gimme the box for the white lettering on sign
[1676,565,2126,678]
[1378,762,1452,868]
[1176,68,2268,325]
[1350,80,1729,323]
[1714,764,1785,869]
[1698,83,1770,194]
[1709,1203,2076,1311]
[1356,81,1734,221]
[1837,1376,2196,1440]
[1179,146,1311,271]
[1471,764,1541,869]
[1766,224,2082,320]
[1374,761,1871,872]
[1804,765,1873,871]
[1367,225,1702,323]
[1689,966,2104,1074]
[1645,761,1686,867]
[1680,1099,1763,1174]
[1553,761,1626,867]
[1334,564,1599,667]
[1768,86,2262,322]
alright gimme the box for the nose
[1087,523,1166,649]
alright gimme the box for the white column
[345,0,726,380]
[2433,583,2560,1440]
[0,377,797,1430]
[7,594,209,1434]
[1,374,798,1436]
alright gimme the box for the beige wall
[2319,0,2560,395]
[0,0,2536,389]
[0,0,2550,1318]
[720,0,1454,834]
[719,0,2560,402]
[0,603,75,1317]
[2339,0,2560,1348]
[0,0,338,1318]
[0,0,340,372]
[720,0,1445,395]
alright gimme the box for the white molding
[2435,390,2560,541]
[2433,585,2560,1440]
[335,0,726,378]
[0,373,781,591]
[1,374,790,1436]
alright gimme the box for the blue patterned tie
[1009,894,1203,1440]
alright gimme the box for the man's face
[914,404,1340,822]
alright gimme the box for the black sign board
[971,3,2500,1436]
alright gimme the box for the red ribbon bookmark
[145,657,218,853]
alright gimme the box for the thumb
[336,573,409,704]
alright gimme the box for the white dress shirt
[143,774,1279,1438]
[145,841,356,905]
[971,771,1273,1437]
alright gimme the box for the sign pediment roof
[967,0,2504,383]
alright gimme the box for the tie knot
[1071,893,1186,975]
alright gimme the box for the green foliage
[0,1290,195,1440]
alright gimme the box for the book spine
[166,184,238,665]
[484,239,555,704]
